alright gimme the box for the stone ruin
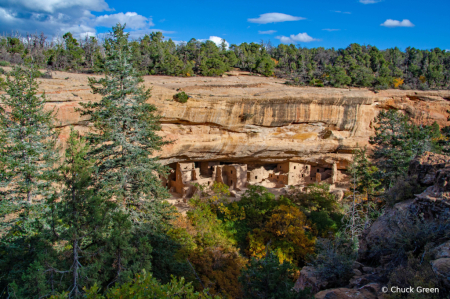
[161,161,345,199]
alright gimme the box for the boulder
[408,152,450,186]
[314,285,381,299]
[432,240,450,259]
[430,258,450,288]
[293,266,328,294]
[331,189,344,202]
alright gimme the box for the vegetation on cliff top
[1,25,450,90]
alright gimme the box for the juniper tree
[80,24,170,212]
[0,65,59,204]
[369,110,438,189]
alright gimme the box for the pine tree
[79,24,170,212]
[78,24,174,291]
[369,110,438,189]
[0,65,59,205]
[349,147,380,201]
[57,128,114,297]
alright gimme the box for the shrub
[385,255,445,299]
[39,70,53,79]
[239,252,311,299]
[384,175,426,207]
[174,91,189,103]
[188,247,246,298]
[367,211,450,268]
[309,235,356,288]
[0,60,10,66]
[309,211,343,237]
[240,113,255,121]
[286,183,340,216]
[75,270,218,299]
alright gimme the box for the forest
[0,24,450,298]
[0,26,449,90]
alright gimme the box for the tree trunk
[73,239,80,297]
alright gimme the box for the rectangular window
[231,170,233,174]
[294,166,296,169]
[255,176,258,179]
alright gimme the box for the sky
[0,0,448,50]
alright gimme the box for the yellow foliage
[188,247,246,298]
[419,75,427,83]
[247,229,269,259]
[218,202,245,222]
[247,205,316,266]
[270,58,279,66]
[392,78,404,88]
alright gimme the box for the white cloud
[359,0,383,4]
[248,13,305,24]
[322,29,340,32]
[0,0,166,39]
[0,0,109,13]
[333,11,351,14]
[276,33,318,43]
[381,19,415,28]
[95,12,153,29]
[258,30,277,34]
[208,36,229,48]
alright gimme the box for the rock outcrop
[5,70,450,167]
[293,266,328,294]
[296,152,450,298]
[358,152,450,265]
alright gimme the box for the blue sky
[0,0,448,50]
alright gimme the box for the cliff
[27,71,450,167]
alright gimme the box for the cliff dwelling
[162,160,347,199]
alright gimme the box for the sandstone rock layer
[10,70,450,167]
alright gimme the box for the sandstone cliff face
[23,71,450,167]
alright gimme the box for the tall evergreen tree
[80,24,170,212]
[0,65,59,204]
[0,65,61,298]
[349,147,380,200]
[57,128,114,297]
[79,24,178,291]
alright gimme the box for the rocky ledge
[6,70,450,168]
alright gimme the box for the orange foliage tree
[247,205,315,266]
